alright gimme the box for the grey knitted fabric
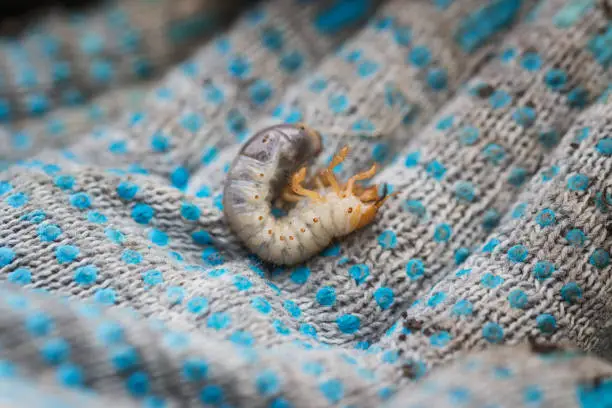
[1,0,612,407]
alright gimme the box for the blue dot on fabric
[426,160,447,180]
[532,261,555,280]
[56,363,84,388]
[69,192,92,209]
[544,69,567,90]
[507,245,528,263]
[180,202,201,221]
[377,230,397,249]
[596,138,612,156]
[451,299,473,316]
[116,181,139,200]
[95,288,117,305]
[520,52,542,71]
[105,227,125,244]
[536,313,557,334]
[290,266,310,285]
[454,247,471,265]
[37,224,62,242]
[252,297,272,314]
[97,322,124,345]
[408,46,431,67]
[0,247,15,267]
[374,287,394,310]
[25,312,53,337]
[233,275,253,291]
[482,322,504,343]
[148,229,169,246]
[110,345,139,371]
[560,282,582,303]
[256,370,280,396]
[187,297,208,315]
[55,245,79,264]
[182,358,209,382]
[54,175,75,190]
[508,167,528,187]
[126,371,150,397]
[0,181,13,195]
[300,323,317,338]
[565,228,587,247]
[41,338,70,365]
[511,106,536,127]
[73,265,98,286]
[8,268,32,285]
[507,289,528,309]
[337,314,360,334]
[348,263,370,285]
[590,248,610,269]
[567,174,589,191]
[200,384,224,405]
[121,249,143,265]
[426,68,448,91]
[430,331,451,347]
[166,286,186,305]
[319,379,344,403]
[142,270,163,287]
[131,203,155,224]
[249,79,273,105]
[87,211,108,224]
[535,208,556,227]
[316,286,337,307]
[433,223,452,242]
[6,192,29,208]
[280,51,304,73]
[481,273,504,289]
[427,291,447,307]
[328,93,349,113]
[191,230,213,246]
[489,90,512,109]
[207,312,232,330]
[283,300,301,318]
[405,259,425,280]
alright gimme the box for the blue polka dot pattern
[0,1,610,408]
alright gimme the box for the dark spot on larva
[300,228,306,232]
[258,216,264,221]
[280,236,285,241]
[289,236,294,240]
[254,195,260,199]
[347,207,353,213]
[268,229,273,235]
[313,217,319,223]
[259,173,264,177]
[398,333,407,341]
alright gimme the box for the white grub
[223,123,391,266]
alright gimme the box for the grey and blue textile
[1,0,612,407]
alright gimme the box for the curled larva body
[223,123,389,265]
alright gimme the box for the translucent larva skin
[223,124,385,265]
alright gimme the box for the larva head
[239,123,322,166]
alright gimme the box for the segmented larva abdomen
[223,124,327,265]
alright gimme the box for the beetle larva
[222,123,391,265]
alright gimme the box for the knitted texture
[1,0,612,407]
[0,0,247,161]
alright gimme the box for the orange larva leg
[322,146,350,195]
[291,167,323,201]
[344,163,378,194]
[359,186,379,202]
[328,146,349,170]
